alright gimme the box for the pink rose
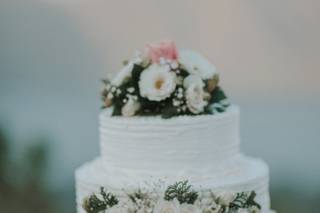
[145,40,179,63]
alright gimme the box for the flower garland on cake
[102,40,229,118]
[83,181,261,213]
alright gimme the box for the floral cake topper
[102,40,229,118]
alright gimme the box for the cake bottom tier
[75,156,272,213]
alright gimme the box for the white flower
[153,199,180,213]
[180,203,201,213]
[132,50,145,64]
[202,205,222,213]
[121,96,141,117]
[200,197,213,206]
[247,206,261,213]
[200,197,221,213]
[139,64,177,101]
[136,206,153,213]
[179,49,217,80]
[217,192,235,206]
[237,208,250,213]
[183,75,208,114]
[111,62,135,86]
[106,206,127,213]
[183,74,204,89]
[111,51,145,87]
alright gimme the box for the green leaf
[131,64,145,84]
[203,106,214,115]
[215,107,225,113]
[82,187,118,213]
[229,192,248,209]
[246,191,261,209]
[112,104,122,116]
[210,87,227,104]
[128,189,148,204]
[83,194,107,213]
[100,187,119,207]
[164,180,198,204]
[101,88,108,99]
[229,191,261,210]
[178,69,190,78]
[102,79,110,86]
[161,105,178,119]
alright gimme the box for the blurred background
[0,0,319,212]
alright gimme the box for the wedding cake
[75,41,274,213]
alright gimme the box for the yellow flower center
[155,78,164,90]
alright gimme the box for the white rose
[217,192,235,206]
[180,203,201,213]
[139,64,177,101]
[183,75,208,114]
[121,96,141,117]
[179,49,217,80]
[153,199,180,213]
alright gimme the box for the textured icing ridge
[99,105,240,171]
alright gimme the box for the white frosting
[75,156,271,213]
[99,105,240,171]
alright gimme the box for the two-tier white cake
[75,41,273,213]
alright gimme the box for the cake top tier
[102,40,229,118]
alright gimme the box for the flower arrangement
[82,181,261,213]
[101,40,229,118]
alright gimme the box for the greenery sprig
[82,183,261,213]
[164,180,198,204]
[82,187,118,213]
[128,189,149,204]
[229,191,261,211]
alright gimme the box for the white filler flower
[179,49,217,80]
[139,64,177,101]
[217,192,236,206]
[180,203,201,213]
[237,208,251,213]
[111,50,144,86]
[153,199,180,213]
[106,206,127,213]
[184,75,208,114]
[121,96,141,117]
[111,62,135,86]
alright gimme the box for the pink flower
[145,40,179,63]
